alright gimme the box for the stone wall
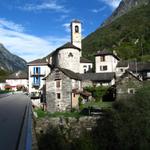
[35,116,100,138]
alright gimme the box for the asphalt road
[0,93,31,150]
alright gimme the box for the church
[28,20,120,112]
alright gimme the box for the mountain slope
[102,0,150,26]
[0,44,27,72]
[82,4,150,61]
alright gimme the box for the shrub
[84,86,108,101]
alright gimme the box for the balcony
[30,72,46,77]
[32,82,40,87]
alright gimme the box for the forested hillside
[82,4,150,61]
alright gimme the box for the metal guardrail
[16,99,32,150]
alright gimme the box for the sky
[0,0,121,62]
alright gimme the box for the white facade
[80,63,93,74]
[72,79,81,89]
[95,55,119,73]
[56,48,80,73]
[6,79,28,91]
[71,20,82,50]
[28,64,50,93]
[0,83,6,90]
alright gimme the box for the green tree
[93,82,150,150]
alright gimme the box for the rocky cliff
[0,43,27,72]
[102,0,150,26]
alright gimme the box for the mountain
[82,3,150,61]
[102,0,150,27]
[0,43,27,72]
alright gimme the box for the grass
[34,108,48,118]
[34,100,113,119]
[80,100,113,110]
[34,108,81,119]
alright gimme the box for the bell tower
[71,20,82,51]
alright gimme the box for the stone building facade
[115,71,142,100]
[45,67,81,112]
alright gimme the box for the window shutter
[38,67,40,85]
[33,67,36,84]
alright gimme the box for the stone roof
[48,42,81,57]
[80,57,93,63]
[117,61,150,72]
[95,49,120,60]
[129,62,150,72]
[117,61,129,67]
[79,72,115,82]
[115,70,142,85]
[56,42,81,51]
[28,59,48,65]
[7,70,28,79]
[59,68,81,80]
[44,67,81,80]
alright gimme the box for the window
[83,65,87,68]
[75,25,79,33]
[128,88,135,94]
[68,52,73,57]
[88,65,91,70]
[34,67,40,74]
[103,66,107,70]
[100,66,107,71]
[57,93,61,99]
[56,80,61,88]
[100,56,105,62]
[73,93,76,97]
[120,69,124,72]
[36,67,39,73]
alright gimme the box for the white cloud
[62,23,70,33]
[0,19,69,62]
[56,15,68,21]
[0,18,25,32]
[20,0,69,13]
[92,6,106,13]
[100,0,121,9]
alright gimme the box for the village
[0,20,150,113]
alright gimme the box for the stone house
[115,71,142,100]
[44,67,81,112]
